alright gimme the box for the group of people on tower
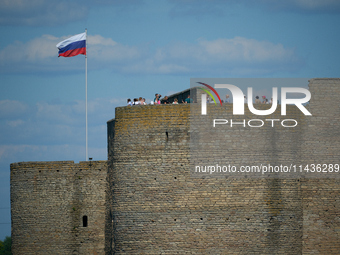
[127,94,192,106]
[127,93,273,106]
[210,94,273,104]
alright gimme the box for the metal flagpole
[85,28,88,161]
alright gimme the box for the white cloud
[0,34,144,73]
[88,35,142,62]
[0,0,88,26]
[0,0,143,26]
[124,37,302,75]
[117,36,302,75]
[0,34,78,73]
[0,35,59,62]
[0,34,302,75]
[0,100,28,118]
[6,120,24,128]
[261,0,340,12]
[168,0,340,15]
[0,97,126,146]
[200,37,294,63]
[0,96,124,165]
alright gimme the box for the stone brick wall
[107,78,339,254]
[10,160,107,255]
[300,79,340,254]
[10,78,339,254]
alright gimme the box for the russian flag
[56,32,86,57]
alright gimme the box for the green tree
[0,236,11,255]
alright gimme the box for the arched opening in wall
[83,215,88,227]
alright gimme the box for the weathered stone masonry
[107,78,339,254]
[11,161,107,254]
[11,78,340,254]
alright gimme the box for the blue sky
[0,0,339,239]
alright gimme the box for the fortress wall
[10,160,107,255]
[108,105,304,254]
[9,79,339,254]
[107,78,339,254]
[300,79,340,254]
[302,78,340,164]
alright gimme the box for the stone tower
[11,78,340,254]
[11,161,107,254]
[106,78,340,254]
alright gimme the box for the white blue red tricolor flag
[56,32,86,57]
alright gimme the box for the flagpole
[85,28,88,161]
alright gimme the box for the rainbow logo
[197,82,223,106]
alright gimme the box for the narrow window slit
[83,215,88,227]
